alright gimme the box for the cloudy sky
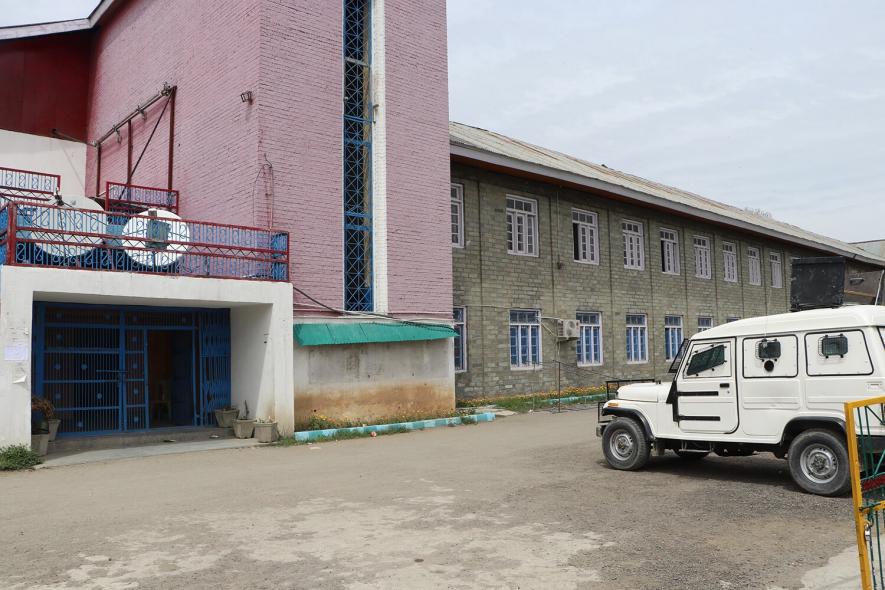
[4,1,884,242]
[448,1,885,243]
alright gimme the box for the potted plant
[32,396,61,442]
[30,429,50,457]
[254,417,279,443]
[214,406,239,429]
[232,402,255,439]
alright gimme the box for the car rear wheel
[602,417,650,471]
[787,429,850,497]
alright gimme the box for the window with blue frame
[453,307,466,372]
[510,309,541,368]
[576,312,602,366]
[626,314,648,363]
[664,315,683,361]
[343,0,373,311]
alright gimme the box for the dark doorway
[147,331,196,428]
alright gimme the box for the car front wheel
[787,429,850,497]
[602,417,650,471]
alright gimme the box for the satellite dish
[19,196,108,258]
[121,208,190,268]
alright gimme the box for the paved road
[0,410,860,589]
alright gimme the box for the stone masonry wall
[452,162,877,399]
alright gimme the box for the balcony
[0,200,289,282]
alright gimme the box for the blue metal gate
[199,309,231,421]
[32,303,231,436]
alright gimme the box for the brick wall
[382,0,452,317]
[451,163,876,399]
[83,0,452,316]
[85,0,262,229]
[257,0,343,309]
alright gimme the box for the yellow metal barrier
[845,396,885,590]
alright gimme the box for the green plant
[31,396,55,420]
[239,401,251,420]
[306,413,339,431]
[299,409,461,432]
[456,385,608,413]
[0,445,42,471]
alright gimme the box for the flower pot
[232,419,255,439]
[214,408,239,429]
[31,433,50,456]
[45,419,61,442]
[254,422,279,443]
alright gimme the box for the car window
[685,344,727,376]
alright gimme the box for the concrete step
[50,427,235,453]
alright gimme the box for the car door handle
[719,383,730,388]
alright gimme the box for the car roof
[695,305,885,340]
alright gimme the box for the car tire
[602,417,650,471]
[675,450,709,460]
[787,429,851,497]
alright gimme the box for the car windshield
[685,344,726,376]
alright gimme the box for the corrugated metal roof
[294,322,457,346]
[0,0,117,41]
[855,240,885,259]
[450,121,885,267]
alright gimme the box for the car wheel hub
[800,445,838,484]
[610,431,635,460]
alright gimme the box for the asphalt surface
[0,410,860,589]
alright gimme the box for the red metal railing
[106,181,179,213]
[0,166,60,202]
[0,201,289,282]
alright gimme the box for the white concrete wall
[0,129,88,198]
[0,266,294,446]
[231,303,295,432]
[292,331,455,427]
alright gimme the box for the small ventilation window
[820,334,849,358]
[757,339,781,360]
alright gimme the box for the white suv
[597,305,885,496]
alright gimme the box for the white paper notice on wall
[4,343,29,362]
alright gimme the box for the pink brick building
[0,0,455,445]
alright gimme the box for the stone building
[449,122,885,399]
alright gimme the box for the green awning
[294,322,457,346]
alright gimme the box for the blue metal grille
[343,0,373,311]
[199,310,232,423]
[32,303,231,436]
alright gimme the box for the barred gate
[845,396,885,590]
[33,303,231,436]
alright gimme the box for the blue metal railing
[0,201,289,281]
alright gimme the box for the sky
[3,1,884,242]
[448,1,885,243]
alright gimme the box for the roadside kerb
[293,412,497,442]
